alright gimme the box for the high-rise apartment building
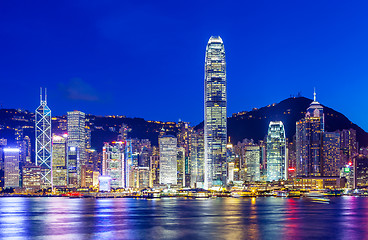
[35,88,52,188]
[67,111,86,187]
[267,121,287,181]
[204,36,227,189]
[159,135,177,185]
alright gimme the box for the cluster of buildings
[1,36,368,193]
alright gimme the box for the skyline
[1,1,368,130]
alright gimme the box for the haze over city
[1,1,368,130]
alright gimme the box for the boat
[305,192,330,204]
[275,191,287,197]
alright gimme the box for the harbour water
[0,196,367,240]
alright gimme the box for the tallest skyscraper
[204,36,227,189]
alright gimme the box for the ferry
[305,192,330,204]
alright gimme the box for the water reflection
[0,197,368,239]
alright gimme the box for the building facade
[52,135,67,187]
[3,148,20,188]
[102,142,126,188]
[67,111,86,187]
[322,132,340,176]
[22,165,41,192]
[204,36,227,189]
[177,147,185,187]
[267,121,287,181]
[159,135,177,185]
[244,145,261,182]
[189,130,204,188]
[296,92,324,177]
[35,88,52,188]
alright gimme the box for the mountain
[1,97,367,153]
[226,97,368,146]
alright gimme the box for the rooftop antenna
[45,88,47,103]
[313,88,316,101]
[40,87,42,102]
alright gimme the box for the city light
[3,148,20,152]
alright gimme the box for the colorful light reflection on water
[0,197,368,239]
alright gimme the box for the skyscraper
[267,121,287,181]
[189,130,204,188]
[35,88,52,188]
[159,135,177,185]
[244,144,261,182]
[296,92,324,177]
[3,148,20,188]
[322,132,340,176]
[102,141,126,188]
[177,147,185,187]
[204,36,227,189]
[52,135,67,187]
[67,111,86,187]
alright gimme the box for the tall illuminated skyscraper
[3,148,20,188]
[67,111,86,187]
[159,135,177,185]
[267,121,287,181]
[52,135,67,187]
[102,142,126,188]
[204,36,227,189]
[189,130,204,188]
[296,91,324,177]
[35,88,52,188]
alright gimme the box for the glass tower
[159,135,177,185]
[67,111,86,187]
[52,135,67,187]
[35,88,52,188]
[296,91,324,177]
[204,36,227,189]
[267,121,287,181]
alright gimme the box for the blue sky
[1,1,368,130]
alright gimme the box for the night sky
[1,1,368,130]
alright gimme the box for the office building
[204,36,227,189]
[189,130,204,188]
[22,165,41,192]
[67,110,86,187]
[244,144,261,182]
[177,147,185,187]
[322,132,340,176]
[354,155,368,188]
[159,135,177,185]
[267,121,287,181]
[3,148,20,188]
[103,141,126,188]
[35,88,52,188]
[296,91,324,177]
[52,135,67,187]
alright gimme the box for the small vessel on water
[305,191,330,204]
[275,191,287,197]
